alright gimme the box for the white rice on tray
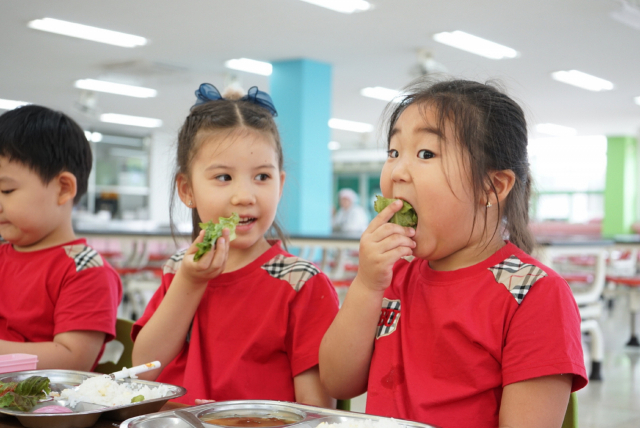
[60,375,170,407]
[317,419,404,428]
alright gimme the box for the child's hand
[178,228,230,287]
[357,199,416,292]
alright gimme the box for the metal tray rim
[120,399,439,428]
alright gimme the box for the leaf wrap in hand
[193,213,240,261]
[373,195,418,227]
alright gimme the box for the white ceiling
[1,0,639,150]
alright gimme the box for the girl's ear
[278,170,286,199]
[486,169,516,206]
[176,173,195,208]
[57,172,77,206]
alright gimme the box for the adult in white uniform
[332,188,370,236]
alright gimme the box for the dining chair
[95,318,135,374]
[561,392,578,428]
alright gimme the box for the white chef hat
[338,188,358,203]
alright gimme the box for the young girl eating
[319,79,587,428]
[132,84,339,406]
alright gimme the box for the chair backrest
[336,399,350,411]
[561,392,578,428]
[95,318,135,374]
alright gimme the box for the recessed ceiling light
[75,79,157,98]
[224,58,272,76]
[360,87,401,102]
[432,31,518,59]
[329,118,373,133]
[300,0,371,14]
[328,141,341,150]
[551,70,614,92]
[535,123,577,137]
[100,113,162,128]
[27,18,147,48]
[0,99,30,111]
[634,96,640,105]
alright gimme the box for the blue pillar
[270,59,332,236]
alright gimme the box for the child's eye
[255,173,270,181]
[387,149,399,159]
[417,150,435,159]
[1,189,14,194]
[215,174,232,182]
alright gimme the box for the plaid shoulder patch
[488,255,547,304]
[261,254,320,291]
[376,298,401,339]
[163,249,186,275]
[63,244,103,272]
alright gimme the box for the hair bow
[192,83,278,117]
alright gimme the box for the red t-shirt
[133,242,340,404]
[366,242,588,428]
[0,239,123,365]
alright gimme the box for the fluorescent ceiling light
[100,113,162,128]
[360,87,402,102]
[300,0,371,13]
[75,79,157,98]
[84,131,103,142]
[551,70,614,92]
[535,123,577,137]
[224,58,272,76]
[634,96,640,105]
[328,141,341,150]
[329,118,374,133]
[433,31,518,59]
[27,18,147,48]
[0,99,30,111]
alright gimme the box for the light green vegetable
[0,376,51,412]
[193,213,240,261]
[131,395,144,403]
[373,195,418,227]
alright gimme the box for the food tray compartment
[0,369,186,428]
[121,400,439,428]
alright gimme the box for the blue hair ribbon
[192,83,278,117]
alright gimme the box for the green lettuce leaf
[373,195,418,227]
[193,213,240,261]
[0,376,51,412]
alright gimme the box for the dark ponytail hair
[385,77,535,253]
[170,92,287,246]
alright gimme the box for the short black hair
[0,105,92,204]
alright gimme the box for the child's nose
[230,187,257,205]
[390,158,411,183]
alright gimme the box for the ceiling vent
[100,60,189,83]
[611,0,640,30]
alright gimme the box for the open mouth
[238,217,256,226]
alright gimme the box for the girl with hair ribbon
[132,84,338,407]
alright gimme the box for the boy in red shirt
[0,105,122,371]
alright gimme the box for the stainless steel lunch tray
[0,369,186,428]
[120,400,440,428]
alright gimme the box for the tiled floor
[577,292,640,427]
[349,292,640,427]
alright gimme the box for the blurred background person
[332,188,369,236]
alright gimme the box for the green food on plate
[373,195,418,227]
[0,376,51,412]
[193,213,240,261]
[131,395,144,403]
